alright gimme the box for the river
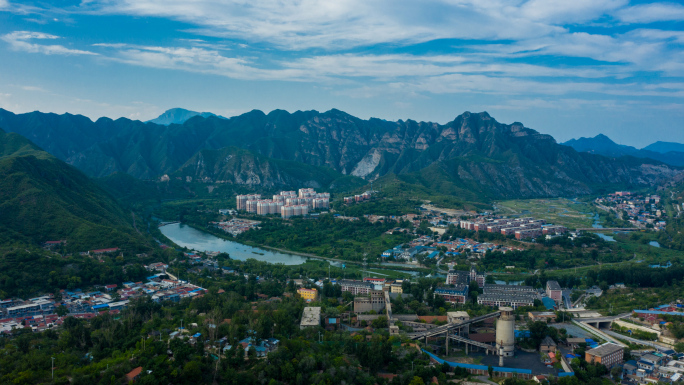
[159,223,309,265]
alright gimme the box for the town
[596,192,668,230]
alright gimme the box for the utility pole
[51,357,54,381]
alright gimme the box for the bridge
[384,290,393,325]
[449,334,497,353]
[407,311,502,354]
[577,313,631,329]
[158,221,181,227]
[572,320,628,347]
[408,311,501,341]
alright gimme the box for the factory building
[353,290,386,313]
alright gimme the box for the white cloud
[81,0,567,50]
[0,0,8,9]
[1,31,97,55]
[616,2,684,23]
[520,0,627,24]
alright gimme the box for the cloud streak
[1,31,97,55]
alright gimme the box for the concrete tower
[496,306,515,359]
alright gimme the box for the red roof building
[126,367,143,382]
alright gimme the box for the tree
[488,365,494,378]
[372,316,388,329]
[55,305,68,317]
[610,365,622,379]
[528,321,549,348]
[675,342,684,353]
[409,376,425,385]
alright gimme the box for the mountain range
[0,128,148,251]
[0,108,682,199]
[562,134,684,167]
[146,107,227,125]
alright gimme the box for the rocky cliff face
[173,146,363,189]
[0,108,680,198]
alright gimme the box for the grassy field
[496,198,596,229]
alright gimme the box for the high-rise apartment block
[237,188,328,218]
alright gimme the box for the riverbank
[164,221,430,275]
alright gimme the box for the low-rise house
[540,336,557,353]
[126,367,143,382]
[529,311,557,323]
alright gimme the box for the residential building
[390,283,403,294]
[339,280,374,295]
[434,285,469,304]
[546,281,562,304]
[540,336,557,353]
[477,293,537,309]
[446,267,485,287]
[297,288,319,301]
[585,343,624,369]
[126,367,143,382]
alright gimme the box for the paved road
[602,330,669,352]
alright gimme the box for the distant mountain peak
[147,108,226,126]
[562,134,684,167]
[643,141,684,154]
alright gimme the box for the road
[420,203,473,217]
[435,257,448,274]
[562,290,572,309]
[602,330,670,352]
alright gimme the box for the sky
[0,1,683,147]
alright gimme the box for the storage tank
[496,306,515,357]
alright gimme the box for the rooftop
[300,307,321,327]
[586,343,623,358]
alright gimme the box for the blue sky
[0,0,683,147]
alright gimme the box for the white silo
[496,306,515,358]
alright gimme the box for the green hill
[0,130,149,252]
